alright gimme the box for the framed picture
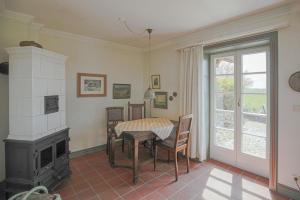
[77,73,107,97]
[113,84,131,99]
[154,91,168,109]
[151,75,161,89]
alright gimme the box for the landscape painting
[77,73,107,97]
[154,91,168,109]
[113,84,131,99]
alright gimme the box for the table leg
[133,139,139,184]
[152,138,156,157]
[128,140,132,159]
[110,135,115,167]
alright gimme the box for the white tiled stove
[6,46,67,140]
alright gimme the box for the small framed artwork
[77,73,107,97]
[151,75,161,89]
[113,84,131,99]
[154,91,168,109]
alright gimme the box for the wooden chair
[128,101,151,153]
[106,107,125,155]
[128,101,146,121]
[154,114,193,181]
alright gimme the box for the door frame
[210,46,270,177]
[204,32,278,190]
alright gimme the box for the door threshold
[207,159,269,186]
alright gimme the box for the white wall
[149,3,300,190]
[0,14,145,181]
[277,11,300,189]
[150,48,180,120]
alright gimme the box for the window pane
[216,93,234,111]
[242,52,266,73]
[242,113,267,137]
[216,75,234,92]
[242,94,267,114]
[215,128,234,150]
[215,110,234,129]
[215,56,234,75]
[242,74,266,94]
[242,134,266,158]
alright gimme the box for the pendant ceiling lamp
[143,28,155,117]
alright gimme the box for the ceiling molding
[41,28,144,52]
[176,22,289,51]
[151,2,295,51]
[31,22,44,30]
[0,9,34,23]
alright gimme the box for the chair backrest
[175,114,193,147]
[106,107,124,132]
[128,101,146,121]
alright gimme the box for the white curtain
[179,45,208,161]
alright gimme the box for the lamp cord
[123,20,146,36]
[296,180,300,191]
[294,177,300,191]
[118,18,147,44]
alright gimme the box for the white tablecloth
[114,118,174,140]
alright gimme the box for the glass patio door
[210,47,269,177]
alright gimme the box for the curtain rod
[176,22,289,51]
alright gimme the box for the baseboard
[277,183,300,200]
[69,143,203,163]
[70,144,106,159]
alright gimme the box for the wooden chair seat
[158,138,186,149]
[155,123,180,148]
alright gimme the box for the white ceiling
[4,0,289,48]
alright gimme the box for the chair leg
[168,150,170,163]
[122,135,125,153]
[174,151,178,181]
[154,143,157,171]
[186,147,190,173]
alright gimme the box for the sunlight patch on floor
[195,167,275,200]
[202,188,231,200]
[210,168,233,184]
[242,191,267,200]
[207,176,232,197]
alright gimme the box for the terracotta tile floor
[54,146,288,200]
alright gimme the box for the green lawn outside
[243,94,266,114]
[242,88,267,114]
